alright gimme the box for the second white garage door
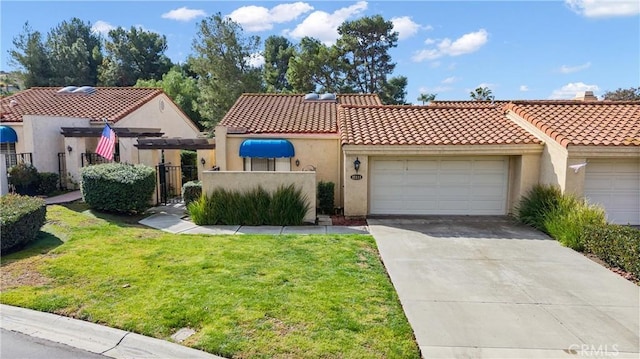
[584,158,640,225]
[370,157,508,215]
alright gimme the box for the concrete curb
[0,304,225,359]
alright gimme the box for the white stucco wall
[201,171,317,223]
[115,94,200,139]
[23,115,90,174]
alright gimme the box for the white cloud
[412,29,489,62]
[246,53,265,68]
[391,16,420,40]
[162,7,206,22]
[441,76,458,84]
[565,0,639,17]
[520,85,529,92]
[424,38,436,45]
[91,20,115,35]
[284,1,367,44]
[228,2,313,32]
[549,82,600,99]
[419,85,452,93]
[559,62,591,74]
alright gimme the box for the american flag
[96,124,116,160]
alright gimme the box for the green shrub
[188,185,309,226]
[181,181,202,205]
[36,172,59,195]
[542,194,606,251]
[516,184,563,231]
[0,193,46,253]
[583,224,640,278]
[8,162,39,196]
[81,163,155,213]
[317,181,335,215]
[180,150,197,166]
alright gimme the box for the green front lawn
[1,205,419,359]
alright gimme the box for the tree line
[9,15,640,130]
[9,14,408,129]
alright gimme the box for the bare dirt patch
[1,259,51,290]
[330,215,367,226]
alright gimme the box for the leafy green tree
[602,87,640,101]
[287,37,346,94]
[190,13,263,129]
[380,76,408,105]
[46,18,102,86]
[263,35,295,93]
[470,86,494,101]
[417,93,437,105]
[100,26,172,86]
[135,66,203,128]
[9,23,52,88]
[337,15,402,102]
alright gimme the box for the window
[0,142,16,155]
[243,157,291,171]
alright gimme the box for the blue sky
[1,1,638,103]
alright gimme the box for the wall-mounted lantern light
[67,145,73,153]
[200,157,206,167]
[354,157,361,173]
[295,159,300,167]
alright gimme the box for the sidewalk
[45,190,83,205]
[0,304,225,359]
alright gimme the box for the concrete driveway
[368,217,639,359]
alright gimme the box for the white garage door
[370,157,508,215]
[584,159,640,225]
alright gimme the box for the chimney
[573,91,598,102]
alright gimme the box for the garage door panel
[584,159,640,225]
[370,157,508,215]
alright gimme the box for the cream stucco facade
[3,92,202,190]
[215,125,342,206]
[341,144,544,217]
[201,171,317,223]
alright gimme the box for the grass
[0,205,419,359]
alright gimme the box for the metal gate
[57,153,68,190]
[156,163,182,204]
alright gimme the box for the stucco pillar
[565,157,587,197]
[214,125,227,170]
[118,137,138,164]
[509,154,541,213]
[0,154,8,196]
[343,153,368,217]
[64,137,86,189]
[196,149,216,180]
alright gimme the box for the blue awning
[239,139,295,158]
[0,126,18,143]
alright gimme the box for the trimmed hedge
[188,184,310,226]
[0,193,46,253]
[583,225,640,279]
[81,163,155,213]
[8,162,39,196]
[182,181,202,205]
[317,181,335,215]
[36,172,59,195]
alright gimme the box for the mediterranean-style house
[0,86,206,191]
[214,92,639,225]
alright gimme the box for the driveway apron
[368,217,640,359]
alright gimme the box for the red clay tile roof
[219,93,382,134]
[430,100,510,107]
[505,101,640,147]
[339,105,542,146]
[0,87,163,123]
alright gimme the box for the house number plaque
[350,174,363,180]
